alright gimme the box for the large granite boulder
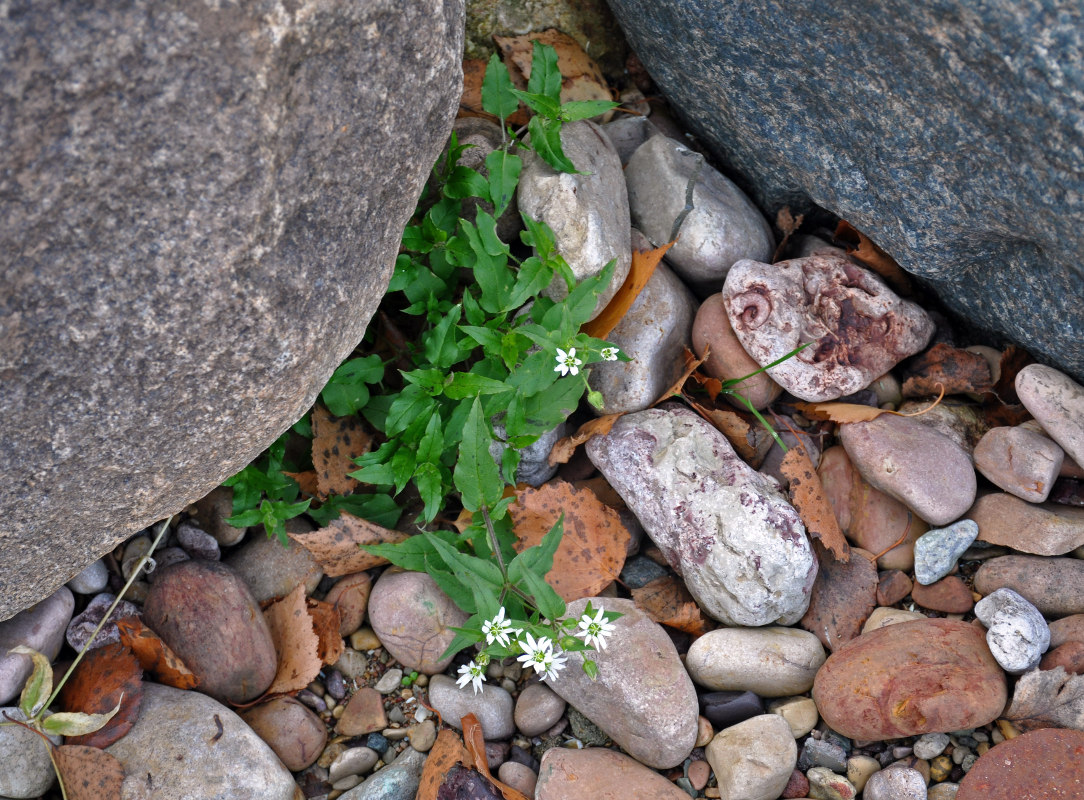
[607,0,1084,381]
[0,0,464,620]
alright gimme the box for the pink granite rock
[1016,364,1084,468]
[974,425,1063,502]
[972,492,1084,555]
[692,292,782,410]
[535,747,690,800]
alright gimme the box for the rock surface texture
[0,0,465,621]
[606,0,1084,382]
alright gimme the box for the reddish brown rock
[1039,641,1084,674]
[811,618,1007,740]
[535,747,689,800]
[876,570,913,606]
[911,575,974,613]
[323,572,372,637]
[1049,614,1084,648]
[799,543,878,651]
[974,555,1084,617]
[692,292,782,410]
[782,768,810,798]
[336,687,387,736]
[974,426,1063,502]
[972,493,1084,556]
[367,569,468,673]
[957,728,1084,800]
[239,696,327,771]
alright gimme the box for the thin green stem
[480,505,508,582]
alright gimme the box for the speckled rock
[974,587,1050,674]
[625,134,773,294]
[974,426,1063,502]
[490,420,570,489]
[692,292,782,410]
[1016,364,1084,468]
[514,682,567,737]
[957,728,1084,800]
[0,587,73,706]
[722,254,934,402]
[974,555,1084,617]
[806,767,857,800]
[863,766,926,800]
[240,696,327,771]
[535,747,690,800]
[224,529,323,604]
[106,682,297,800]
[845,755,881,793]
[588,259,696,414]
[586,405,817,626]
[706,714,797,800]
[175,520,221,561]
[339,746,427,800]
[972,492,1084,556]
[0,708,59,798]
[428,674,515,740]
[840,415,976,526]
[544,598,698,769]
[685,626,825,696]
[191,486,248,547]
[812,619,1007,740]
[518,119,631,319]
[367,570,468,674]
[66,592,142,651]
[66,558,109,594]
[913,520,979,585]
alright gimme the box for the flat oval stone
[958,728,1084,800]
[972,492,1084,556]
[812,618,1007,740]
[1049,614,1084,647]
[706,714,797,800]
[974,587,1050,674]
[974,426,1063,502]
[514,682,566,738]
[910,575,973,613]
[427,674,514,741]
[698,690,765,729]
[322,572,372,637]
[223,532,322,604]
[535,747,690,800]
[367,570,468,674]
[692,292,782,410]
[0,586,73,706]
[1016,364,1084,468]
[685,626,826,696]
[239,695,327,771]
[974,555,1084,617]
[840,415,976,526]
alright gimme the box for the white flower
[456,660,486,694]
[481,607,516,648]
[554,347,582,377]
[576,607,617,650]
[538,647,567,681]
[516,632,556,675]
[600,346,619,362]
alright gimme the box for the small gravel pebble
[914,520,979,585]
[913,732,950,760]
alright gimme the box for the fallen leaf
[689,369,724,402]
[651,347,706,407]
[901,342,993,398]
[780,448,850,561]
[834,220,914,296]
[290,512,408,576]
[799,541,878,651]
[56,642,143,748]
[991,345,1033,405]
[795,400,888,424]
[1005,666,1084,732]
[494,29,613,118]
[772,206,805,261]
[685,398,774,466]
[463,713,532,800]
[418,728,472,800]
[312,405,372,501]
[263,585,323,696]
[115,616,199,691]
[546,413,624,465]
[459,58,531,126]
[582,241,674,339]
[52,745,125,800]
[631,576,712,637]
[283,470,320,498]
[573,476,628,513]
[305,598,345,666]
[509,480,630,602]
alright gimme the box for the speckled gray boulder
[339,746,427,800]
[975,587,1051,674]
[1016,364,1084,468]
[722,254,934,402]
[913,520,979,585]
[0,587,73,706]
[367,570,468,674]
[586,405,817,626]
[518,120,631,319]
[863,766,927,800]
[427,674,514,740]
[625,134,773,294]
[0,708,60,798]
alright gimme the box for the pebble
[146,545,190,578]
[338,746,427,800]
[687,759,711,791]
[1015,364,1084,468]
[767,696,819,738]
[911,575,974,613]
[518,119,631,319]
[625,133,772,294]
[863,766,927,800]
[930,754,953,782]
[239,696,327,771]
[65,591,141,652]
[913,732,951,760]
[974,587,1051,673]
[427,673,515,740]
[588,258,697,414]
[699,690,765,729]
[806,767,857,800]
[0,707,59,798]
[913,520,979,585]
[974,555,1084,616]
[122,535,154,579]
[840,415,976,526]
[876,570,913,606]
[514,682,567,737]
[1039,640,1084,673]
[337,687,388,736]
[928,783,960,800]
[812,619,1007,740]
[335,647,370,680]
[692,291,782,409]
[367,570,468,673]
[685,626,825,696]
[974,426,1063,502]
[143,560,277,704]
[957,728,1084,800]
[706,714,797,800]
[192,485,248,546]
[323,572,372,637]
[535,747,689,800]
[351,627,383,651]
[696,715,715,747]
[408,719,437,752]
[374,669,403,694]
[175,519,222,560]
[799,739,848,773]
[861,606,926,632]
[782,768,811,798]
[329,747,380,783]
[602,111,661,164]
[1049,613,1084,647]
[971,492,1084,555]
[106,682,297,799]
[0,586,73,705]
[722,253,933,401]
[490,420,569,488]
[498,761,538,797]
[66,558,109,594]
[223,531,323,604]
[586,406,817,627]
[845,755,881,792]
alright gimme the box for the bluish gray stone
[340,746,427,800]
[66,558,109,595]
[975,587,1051,674]
[913,732,950,760]
[798,738,848,774]
[0,587,74,706]
[863,766,927,800]
[606,0,1084,382]
[914,520,979,585]
[0,708,60,798]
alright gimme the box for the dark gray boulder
[607,0,1084,380]
[0,0,464,620]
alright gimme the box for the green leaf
[425,561,477,615]
[508,256,553,310]
[426,196,461,235]
[509,89,562,119]
[459,325,503,352]
[582,659,599,680]
[422,303,465,369]
[522,374,583,430]
[400,225,433,253]
[42,697,123,737]
[527,40,562,102]
[307,493,401,528]
[520,567,566,621]
[362,532,452,573]
[11,646,52,719]
[485,150,521,218]
[385,385,437,437]
[321,355,384,417]
[416,415,445,464]
[439,621,486,662]
[390,446,417,494]
[224,507,263,528]
[414,461,445,523]
[559,99,620,122]
[443,372,512,400]
[443,165,491,201]
[507,515,563,583]
[481,53,519,120]
[527,116,577,173]
[423,532,505,588]
[453,397,503,512]
[401,368,447,396]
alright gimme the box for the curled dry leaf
[779,448,850,562]
[115,616,199,690]
[283,470,320,498]
[418,728,472,800]
[631,576,712,637]
[305,597,344,666]
[684,397,774,466]
[462,713,532,800]
[312,405,372,500]
[582,241,674,340]
[509,480,630,602]
[290,512,408,576]
[56,642,143,748]
[901,342,993,398]
[52,745,125,800]
[651,346,705,407]
[772,206,805,261]
[796,384,946,425]
[1004,666,1084,732]
[494,29,613,116]
[547,413,624,466]
[834,220,913,297]
[263,585,322,696]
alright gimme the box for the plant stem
[480,505,508,581]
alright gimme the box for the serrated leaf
[42,698,123,737]
[443,372,513,400]
[509,88,562,119]
[443,165,491,201]
[485,150,521,218]
[527,39,562,102]
[559,99,620,122]
[527,116,577,173]
[11,646,52,719]
[481,53,519,120]
[453,397,504,512]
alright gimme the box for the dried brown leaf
[1005,666,1084,732]
[56,642,143,748]
[991,345,1033,405]
[494,29,613,117]
[631,576,712,637]
[283,470,320,498]
[650,347,706,408]
[312,405,372,501]
[582,241,674,340]
[462,713,532,800]
[834,220,914,296]
[263,585,323,696]
[795,400,888,424]
[780,448,850,561]
[772,206,805,261]
[305,597,344,666]
[116,616,199,691]
[418,728,472,800]
[547,413,623,466]
[509,480,630,602]
[684,398,774,466]
[901,343,993,398]
[53,745,125,800]
[290,512,408,577]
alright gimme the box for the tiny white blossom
[456,660,486,694]
[554,347,582,377]
[576,607,617,650]
[538,647,567,681]
[516,632,555,675]
[481,607,515,648]
[600,346,619,362]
